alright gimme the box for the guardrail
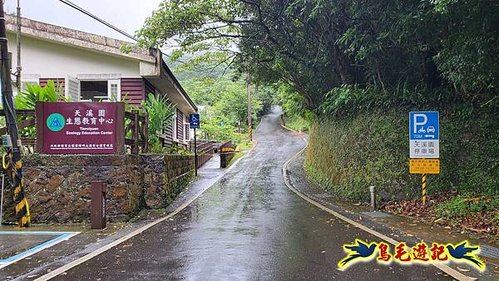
[0,109,37,152]
[124,110,149,154]
[190,140,216,168]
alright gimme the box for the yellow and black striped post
[12,158,30,226]
[422,174,427,205]
[0,4,30,227]
[3,152,31,226]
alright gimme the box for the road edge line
[281,131,475,281]
[279,116,301,134]
[34,150,249,281]
[0,232,79,270]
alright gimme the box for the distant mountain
[163,55,235,82]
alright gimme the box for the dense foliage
[14,80,65,109]
[139,1,498,200]
[11,81,66,140]
[178,67,270,142]
[139,0,498,111]
[142,93,177,153]
[305,105,498,202]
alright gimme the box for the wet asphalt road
[54,109,451,280]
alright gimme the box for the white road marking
[34,153,249,281]
[280,124,475,281]
[0,232,79,270]
[35,117,474,281]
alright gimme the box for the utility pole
[246,73,252,141]
[15,0,21,92]
[0,1,30,227]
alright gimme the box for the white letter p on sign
[413,114,427,133]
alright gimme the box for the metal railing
[124,110,149,154]
[0,109,36,152]
[190,139,216,168]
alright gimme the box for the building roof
[5,14,155,63]
[161,59,197,113]
[5,14,197,112]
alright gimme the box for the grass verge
[382,194,498,242]
[283,116,309,132]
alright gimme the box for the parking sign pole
[422,174,427,205]
[409,111,440,207]
[194,128,198,176]
[189,113,200,176]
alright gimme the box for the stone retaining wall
[141,155,194,209]
[1,154,194,223]
[220,141,236,168]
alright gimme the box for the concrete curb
[32,137,256,281]
[279,115,302,134]
[280,123,475,281]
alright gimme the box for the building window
[176,109,184,141]
[110,84,118,98]
[108,79,121,101]
[81,81,108,101]
[184,124,189,140]
[65,77,121,102]
[172,111,177,141]
[13,74,41,96]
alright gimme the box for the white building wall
[6,33,141,79]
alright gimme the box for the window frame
[71,75,122,102]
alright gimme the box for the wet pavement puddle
[0,231,79,269]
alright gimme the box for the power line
[57,0,138,42]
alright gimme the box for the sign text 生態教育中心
[40,102,122,154]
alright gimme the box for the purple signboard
[37,102,124,154]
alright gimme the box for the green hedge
[304,104,498,202]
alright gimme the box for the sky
[4,0,163,42]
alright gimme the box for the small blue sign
[189,113,200,129]
[409,111,439,140]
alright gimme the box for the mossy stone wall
[305,105,498,203]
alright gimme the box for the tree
[180,70,266,140]
[138,0,352,109]
[138,0,499,112]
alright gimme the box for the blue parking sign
[409,111,439,140]
[189,113,200,129]
[409,111,439,158]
